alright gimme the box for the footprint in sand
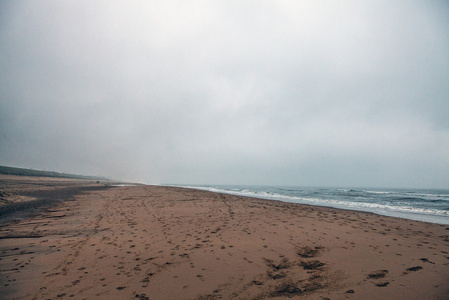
[403,266,423,274]
[419,258,434,264]
[135,294,150,300]
[367,270,389,279]
[376,282,390,287]
[367,270,390,287]
[297,246,324,258]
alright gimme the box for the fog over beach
[1,3,449,298]
[1,1,449,189]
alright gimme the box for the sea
[177,185,449,225]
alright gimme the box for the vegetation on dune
[0,165,108,181]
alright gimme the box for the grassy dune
[0,165,107,181]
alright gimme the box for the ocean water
[178,185,449,225]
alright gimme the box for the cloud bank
[1,1,449,188]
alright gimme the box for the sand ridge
[1,180,449,299]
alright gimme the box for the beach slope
[1,177,448,299]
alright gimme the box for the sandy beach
[1,175,448,299]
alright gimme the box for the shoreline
[175,185,449,225]
[1,176,449,299]
[178,186,443,227]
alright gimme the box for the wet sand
[1,176,448,299]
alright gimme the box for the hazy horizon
[2,164,448,191]
[1,1,449,189]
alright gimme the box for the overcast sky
[1,1,449,188]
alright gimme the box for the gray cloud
[1,1,449,188]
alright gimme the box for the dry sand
[1,175,448,299]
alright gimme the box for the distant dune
[0,165,108,181]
